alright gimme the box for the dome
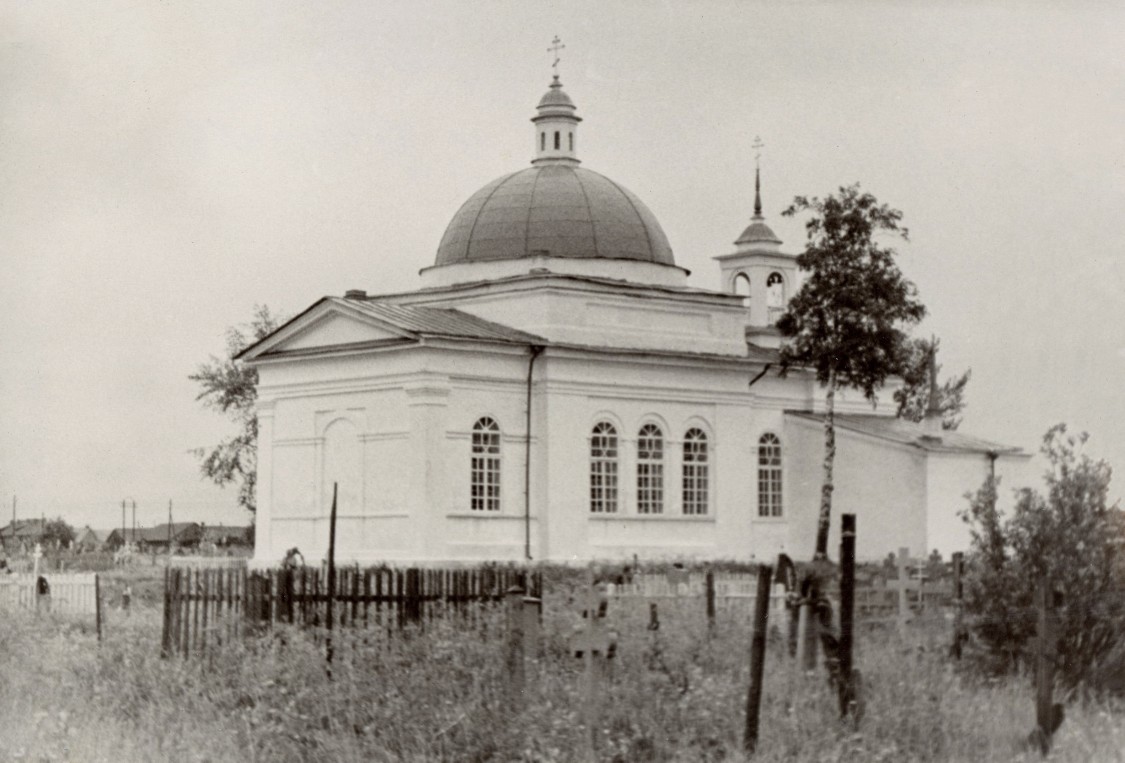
[435,164,675,267]
[536,76,575,111]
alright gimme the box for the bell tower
[713,137,798,348]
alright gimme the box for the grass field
[1,566,1122,762]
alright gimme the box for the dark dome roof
[435,164,675,266]
[537,81,575,110]
[735,220,782,247]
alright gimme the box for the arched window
[540,132,545,151]
[471,418,501,511]
[590,422,619,513]
[637,424,664,514]
[554,130,560,150]
[766,272,785,306]
[733,272,751,308]
[568,132,573,152]
[758,433,783,517]
[682,428,709,515]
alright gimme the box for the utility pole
[131,499,136,541]
[167,499,173,555]
[121,499,126,549]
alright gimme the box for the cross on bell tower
[752,136,765,217]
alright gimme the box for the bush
[961,424,1125,690]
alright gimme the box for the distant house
[143,523,203,551]
[201,524,252,548]
[0,519,46,553]
[75,526,109,552]
[105,528,146,550]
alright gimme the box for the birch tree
[894,336,971,429]
[777,184,925,560]
[189,304,280,514]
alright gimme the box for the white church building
[239,73,1028,565]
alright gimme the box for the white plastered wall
[784,416,929,561]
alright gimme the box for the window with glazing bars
[637,424,664,514]
[471,417,501,511]
[590,422,619,513]
[758,433,783,517]
[682,428,709,515]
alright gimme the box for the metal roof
[340,299,546,345]
[784,411,1026,456]
[435,164,675,267]
[735,220,783,246]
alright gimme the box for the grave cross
[884,547,922,632]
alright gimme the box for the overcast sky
[2,1,1123,532]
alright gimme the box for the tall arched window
[637,424,664,514]
[766,272,785,305]
[471,418,501,511]
[733,272,751,307]
[682,428,709,515]
[758,433,783,517]
[766,272,785,325]
[590,422,619,513]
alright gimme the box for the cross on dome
[532,44,581,165]
[548,35,565,76]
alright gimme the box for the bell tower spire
[753,136,764,218]
[531,36,581,165]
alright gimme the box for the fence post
[95,573,103,643]
[743,563,773,755]
[950,552,964,660]
[796,596,817,672]
[1031,580,1064,755]
[161,567,171,657]
[705,567,716,633]
[326,482,338,673]
[579,567,606,760]
[506,584,526,708]
[896,546,910,634]
[838,514,857,719]
[523,593,542,658]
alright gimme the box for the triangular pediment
[240,299,418,360]
[281,312,406,350]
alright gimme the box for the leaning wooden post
[1031,579,1064,755]
[705,567,716,633]
[326,482,338,673]
[796,591,818,672]
[583,568,599,760]
[523,593,542,664]
[950,552,964,660]
[506,584,527,708]
[570,565,612,761]
[896,546,910,634]
[743,563,773,755]
[838,514,856,719]
[94,573,103,643]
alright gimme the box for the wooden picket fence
[0,572,100,617]
[161,565,541,658]
[609,562,957,628]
